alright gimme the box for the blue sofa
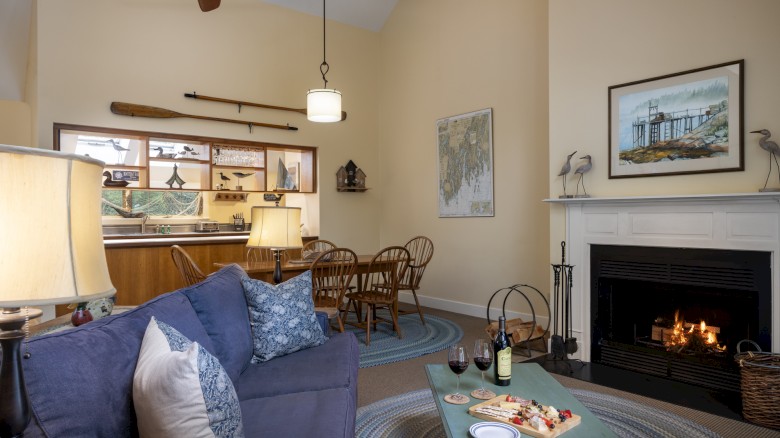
[21,264,359,437]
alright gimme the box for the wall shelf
[214,192,249,202]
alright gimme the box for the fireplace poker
[551,263,565,359]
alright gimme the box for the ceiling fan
[198,0,220,12]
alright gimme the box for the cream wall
[34,0,380,254]
[548,0,780,265]
[0,100,32,146]
[379,0,550,316]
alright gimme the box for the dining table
[213,253,407,320]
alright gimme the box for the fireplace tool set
[550,241,580,365]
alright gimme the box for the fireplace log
[651,323,721,342]
[485,318,546,344]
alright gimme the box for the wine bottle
[493,316,511,386]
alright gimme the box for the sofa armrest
[315,311,330,336]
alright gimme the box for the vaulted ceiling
[0,0,397,100]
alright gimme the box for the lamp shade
[246,206,303,250]
[307,89,342,123]
[0,144,115,307]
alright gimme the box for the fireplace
[545,192,780,362]
[590,244,771,392]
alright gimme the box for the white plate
[469,421,521,438]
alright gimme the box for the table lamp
[246,206,303,284]
[0,145,116,437]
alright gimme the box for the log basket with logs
[485,284,550,358]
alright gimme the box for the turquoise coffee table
[425,362,616,437]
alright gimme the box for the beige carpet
[357,305,779,437]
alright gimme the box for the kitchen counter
[103,231,252,248]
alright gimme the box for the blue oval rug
[344,312,463,368]
[355,388,720,438]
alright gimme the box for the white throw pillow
[133,317,244,438]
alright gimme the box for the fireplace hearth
[590,244,771,393]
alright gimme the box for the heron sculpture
[751,129,780,191]
[558,150,577,198]
[574,155,592,198]
[107,139,129,162]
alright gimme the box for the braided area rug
[345,312,463,368]
[355,388,720,438]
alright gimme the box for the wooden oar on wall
[109,102,298,132]
[184,92,348,122]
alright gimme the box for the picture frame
[608,60,743,178]
[436,108,494,217]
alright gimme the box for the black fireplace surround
[590,245,771,393]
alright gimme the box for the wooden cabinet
[104,240,246,306]
[99,236,317,307]
[53,123,317,193]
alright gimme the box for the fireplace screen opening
[590,245,771,393]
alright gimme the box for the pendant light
[307,0,342,123]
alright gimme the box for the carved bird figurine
[108,139,130,162]
[558,150,577,198]
[153,146,176,159]
[574,155,592,197]
[232,172,254,179]
[102,170,130,187]
[218,172,232,189]
[183,145,200,156]
[751,129,780,190]
[108,139,129,152]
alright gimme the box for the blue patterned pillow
[133,317,244,438]
[241,270,327,362]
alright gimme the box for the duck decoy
[152,146,177,159]
[558,150,577,198]
[574,155,592,197]
[102,170,130,188]
[751,129,780,191]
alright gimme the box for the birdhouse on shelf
[337,160,369,192]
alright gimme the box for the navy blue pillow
[241,271,327,362]
[184,264,254,387]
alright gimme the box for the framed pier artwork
[608,60,743,178]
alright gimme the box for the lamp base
[273,250,283,284]
[0,308,43,438]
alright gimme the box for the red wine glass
[445,344,470,404]
[471,339,496,400]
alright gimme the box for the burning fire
[665,310,726,353]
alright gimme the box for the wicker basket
[734,340,780,430]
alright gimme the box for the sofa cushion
[241,271,327,362]
[239,387,356,438]
[23,291,214,438]
[184,263,253,387]
[236,332,358,402]
[134,317,244,438]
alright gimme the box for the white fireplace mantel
[545,192,780,361]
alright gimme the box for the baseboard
[398,291,550,327]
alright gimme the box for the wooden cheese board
[468,394,581,437]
